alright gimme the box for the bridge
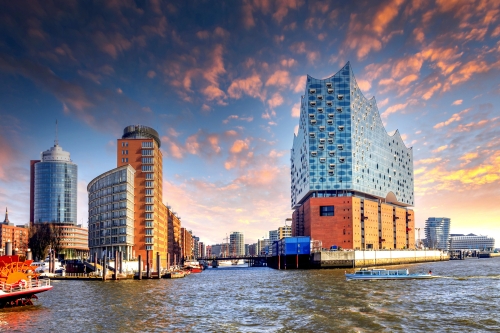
[196,256,268,267]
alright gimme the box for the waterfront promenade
[1,258,499,332]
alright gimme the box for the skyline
[0,1,499,245]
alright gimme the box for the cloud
[267,92,284,109]
[147,70,156,78]
[227,74,265,101]
[265,70,290,87]
[381,102,407,119]
[433,108,472,129]
[293,75,306,93]
[291,102,301,117]
[432,145,448,153]
[222,115,254,124]
[452,99,463,106]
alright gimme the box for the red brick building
[0,208,29,256]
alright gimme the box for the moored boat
[183,261,203,273]
[0,255,53,308]
[345,268,437,281]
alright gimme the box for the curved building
[291,63,415,250]
[88,165,135,260]
[33,144,77,224]
[424,217,451,250]
[30,140,88,259]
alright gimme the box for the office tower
[269,230,279,243]
[229,232,245,256]
[88,125,169,266]
[87,165,135,260]
[291,63,415,250]
[278,225,292,239]
[424,217,451,250]
[30,138,88,259]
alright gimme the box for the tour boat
[345,268,436,281]
[0,255,53,308]
[183,261,203,273]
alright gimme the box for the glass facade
[424,217,451,250]
[34,159,77,224]
[87,165,135,260]
[291,63,414,208]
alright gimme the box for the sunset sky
[0,0,499,246]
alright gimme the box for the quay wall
[311,250,448,268]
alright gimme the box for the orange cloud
[433,108,472,129]
[381,102,407,119]
[432,145,448,153]
[230,139,249,154]
[265,70,290,86]
[293,75,306,93]
[267,92,284,109]
[452,99,463,105]
[227,74,265,101]
[291,102,300,117]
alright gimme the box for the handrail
[0,278,51,293]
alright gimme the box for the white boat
[345,268,437,281]
[218,260,233,266]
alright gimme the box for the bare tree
[28,223,52,261]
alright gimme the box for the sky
[0,0,499,246]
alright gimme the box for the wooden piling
[119,251,123,274]
[156,252,160,279]
[103,255,107,281]
[146,250,150,279]
[138,255,142,280]
[166,253,170,271]
[113,250,118,280]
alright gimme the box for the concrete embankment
[311,250,448,268]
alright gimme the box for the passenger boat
[0,255,53,308]
[183,261,203,273]
[345,268,436,281]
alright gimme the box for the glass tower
[34,143,77,224]
[424,217,451,250]
[291,62,414,208]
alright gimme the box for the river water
[1,258,499,332]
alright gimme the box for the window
[309,133,316,138]
[328,113,334,119]
[142,165,153,172]
[336,107,342,112]
[145,181,153,187]
[329,151,335,157]
[318,145,324,150]
[145,173,154,180]
[310,119,317,125]
[145,229,153,235]
[317,95,323,100]
[328,138,334,144]
[319,138,325,144]
[328,132,335,138]
[121,142,128,147]
[145,197,153,203]
[310,101,316,106]
[142,150,153,156]
[309,114,315,119]
[145,221,153,228]
[145,189,154,196]
[142,157,153,164]
[317,107,324,113]
[320,206,334,216]
[337,94,344,100]
[338,126,344,131]
[320,157,326,163]
[311,151,317,157]
[309,89,316,94]
[328,88,334,94]
[145,213,153,219]
[319,126,325,132]
[327,119,333,125]
[145,205,153,212]
[329,164,335,169]
[142,141,153,148]
[145,237,153,244]
[326,82,332,88]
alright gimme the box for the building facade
[116,125,168,265]
[291,63,415,250]
[230,232,245,256]
[269,230,279,243]
[0,208,29,256]
[424,217,450,250]
[449,233,494,251]
[87,165,136,260]
[278,225,292,239]
[30,141,88,259]
[166,205,182,265]
[180,227,193,260]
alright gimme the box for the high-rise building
[424,217,451,250]
[88,125,170,267]
[291,63,415,250]
[30,138,88,259]
[449,234,495,251]
[278,225,292,239]
[87,165,136,260]
[230,232,245,256]
[269,230,279,243]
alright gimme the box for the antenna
[55,120,59,146]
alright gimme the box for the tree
[28,223,53,261]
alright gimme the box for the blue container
[278,236,311,255]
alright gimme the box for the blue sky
[0,0,499,245]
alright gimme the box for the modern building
[166,205,181,265]
[30,138,88,259]
[449,233,494,251]
[278,225,292,239]
[248,243,257,256]
[210,244,222,257]
[88,125,172,267]
[229,232,245,256]
[198,242,205,258]
[87,165,136,260]
[0,208,29,256]
[257,239,269,255]
[290,63,415,250]
[269,230,279,243]
[424,217,450,250]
